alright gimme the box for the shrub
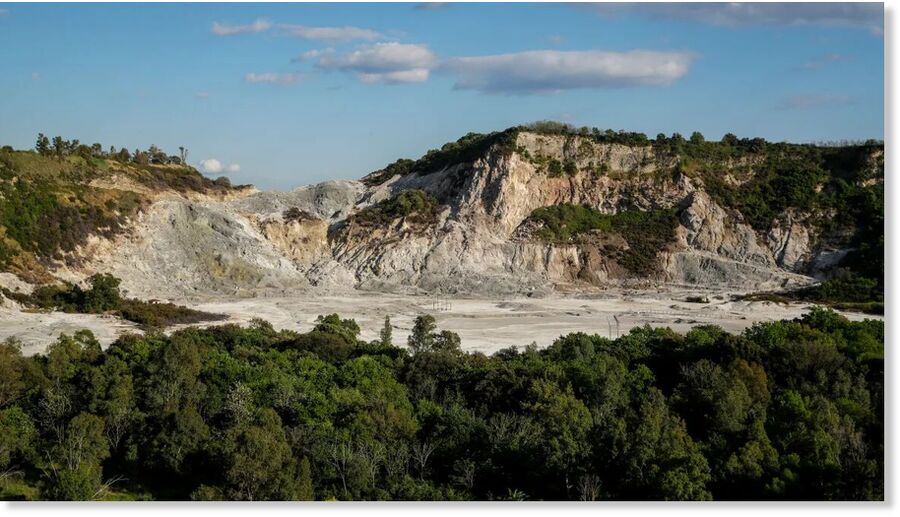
[526,204,679,275]
[352,189,439,227]
[547,159,564,177]
[118,299,227,329]
[3,273,225,327]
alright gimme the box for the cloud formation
[778,94,852,111]
[442,50,694,94]
[199,159,240,174]
[589,2,883,34]
[279,24,381,42]
[307,43,437,83]
[211,18,272,36]
[244,72,305,84]
[195,91,209,99]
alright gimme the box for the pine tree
[35,133,51,155]
[380,315,393,347]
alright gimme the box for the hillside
[0,143,250,285]
[0,125,884,306]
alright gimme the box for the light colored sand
[2,289,881,356]
[0,304,141,356]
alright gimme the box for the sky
[0,2,885,190]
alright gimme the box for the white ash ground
[1,288,880,357]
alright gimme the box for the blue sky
[0,2,884,190]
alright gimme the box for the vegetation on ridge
[0,136,243,279]
[361,122,881,306]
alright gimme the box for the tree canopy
[0,308,883,501]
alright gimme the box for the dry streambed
[1,289,880,356]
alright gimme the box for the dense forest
[0,307,883,501]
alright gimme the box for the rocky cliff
[6,126,882,299]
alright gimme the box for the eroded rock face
[252,214,329,266]
[767,211,813,271]
[678,191,774,268]
[76,200,314,299]
[69,131,829,297]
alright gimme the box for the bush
[743,272,884,315]
[526,204,679,275]
[352,189,439,227]
[3,273,225,327]
[118,299,227,329]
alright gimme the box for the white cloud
[279,24,380,43]
[244,72,305,84]
[310,42,437,83]
[442,49,694,94]
[199,159,224,173]
[199,159,241,174]
[778,94,852,111]
[588,3,883,35]
[211,18,271,36]
[293,48,333,62]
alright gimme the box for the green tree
[408,315,436,354]
[35,133,51,156]
[223,408,300,500]
[51,136,66,160]
[523,379,592,494]
[0,338,25,408]
[0,406,36,471]
[297,456,315,500]
[82,273,122,313]
[380,315,393,347]
[45,413,110,500]
[148,406,209,474]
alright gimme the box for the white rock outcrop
[65,132,826,297]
